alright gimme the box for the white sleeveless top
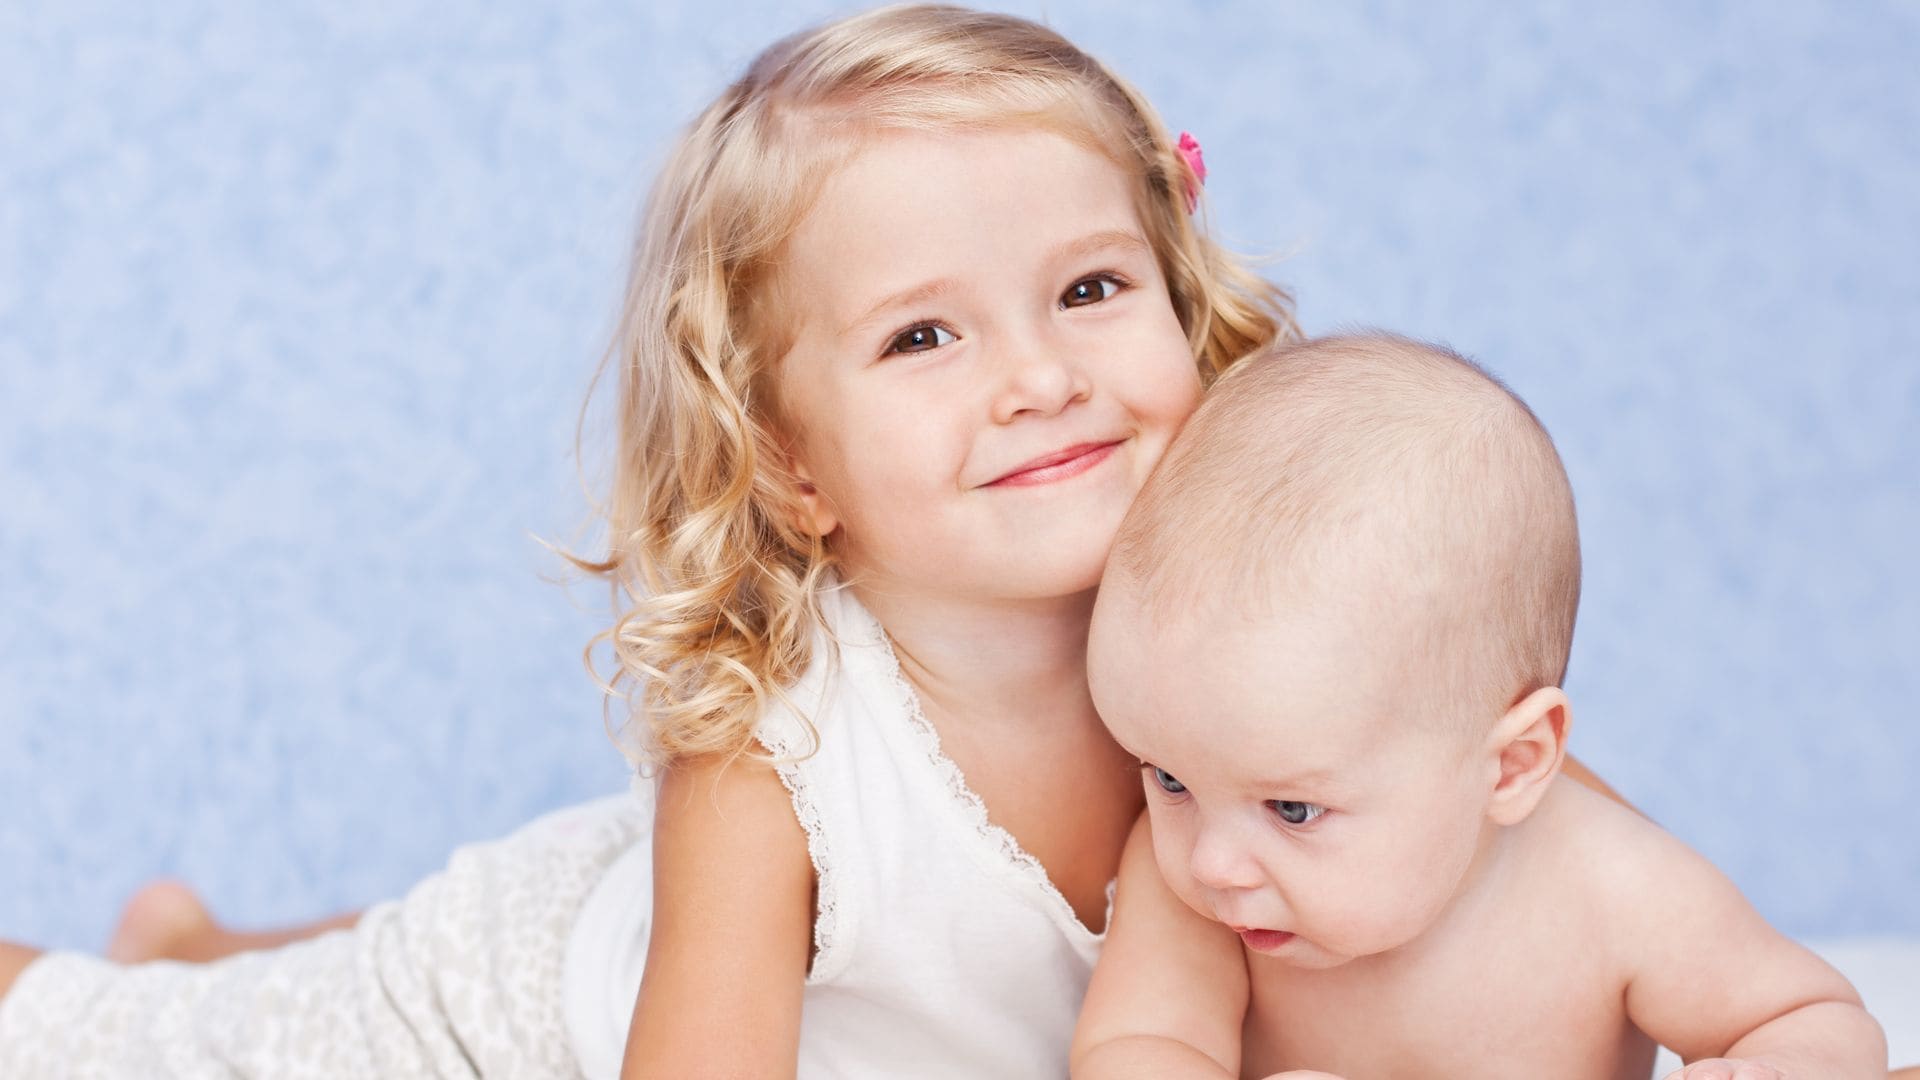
[563,584,1108,1078]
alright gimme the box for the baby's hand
[1663,1060,1787,1080]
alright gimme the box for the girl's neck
[849,581,1102,734]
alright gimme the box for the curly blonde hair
[583,3,1301,767]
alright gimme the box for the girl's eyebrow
[1048,227,1150,263]
[841,276,958,338]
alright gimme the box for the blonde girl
[0,5,1618,1077]
[604,5,1295,1074]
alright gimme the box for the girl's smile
[981,439,1124,488]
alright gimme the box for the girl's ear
[783,450,840,539]
[1483,686,1571,827]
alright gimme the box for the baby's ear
[1483,686,1570,826]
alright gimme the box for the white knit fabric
[0,585,1107,1078]
[0,794,648,1079]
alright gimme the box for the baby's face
[1089,586,1497,969]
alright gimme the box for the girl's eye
[886,323,956,356]
[1267,800,1326,826]
[1060,275,1122,309]
[1150,767,1187,795]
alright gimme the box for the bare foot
[108,881,363,964]
[106,880,217,963]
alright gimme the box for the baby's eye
[1266,800,1325,826]
[886,323,956,356]
[1149,766,1187,795]
[1060,275,1122,309]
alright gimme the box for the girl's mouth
[985,440,1121,487]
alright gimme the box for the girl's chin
[1014,552,1109,601]
[963,564,1106,606]
[848,534,1114,603]
[983,574,1104,606]
[844,563,1104,607]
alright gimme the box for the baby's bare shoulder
[1536,777,1790,967]
[1535,784,1875,1067]
[1538,774,1691,876]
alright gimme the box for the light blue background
[2,2,1915,951]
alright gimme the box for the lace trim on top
[851,603,1108,944]
[756,678,841,983]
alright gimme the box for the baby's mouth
[1233,927,1296,953]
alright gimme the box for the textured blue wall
[2,2,1915,951]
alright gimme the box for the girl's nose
[988,338,1091,424]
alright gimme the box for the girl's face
[776,125,1201,604]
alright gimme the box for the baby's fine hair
[1110,333,1582,721]
[584,4,1300,764]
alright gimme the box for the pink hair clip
[1176,131,1207,212]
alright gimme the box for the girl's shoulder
[751,582,896,760]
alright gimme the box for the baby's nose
[1187,829,1263,893]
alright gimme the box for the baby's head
[1089,332,1581,968]
[599,4,1297,763]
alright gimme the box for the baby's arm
[621,752,814,1079]
[1614,814,1886,1079]
[1072,814,1252,1079]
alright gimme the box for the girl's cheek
[1173,382,1204,424]
[1161,359,1205,418]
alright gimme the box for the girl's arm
[621,751,814,1079]
[1072,814,1250,1080]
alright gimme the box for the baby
[1073,334,1888,1079]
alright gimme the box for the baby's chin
[1245,936,1354,971]
[1241,921,1433,972]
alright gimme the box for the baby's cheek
[1147,824,1211,918]
[1330,867,1457,957]
[1279,857,1404,952]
